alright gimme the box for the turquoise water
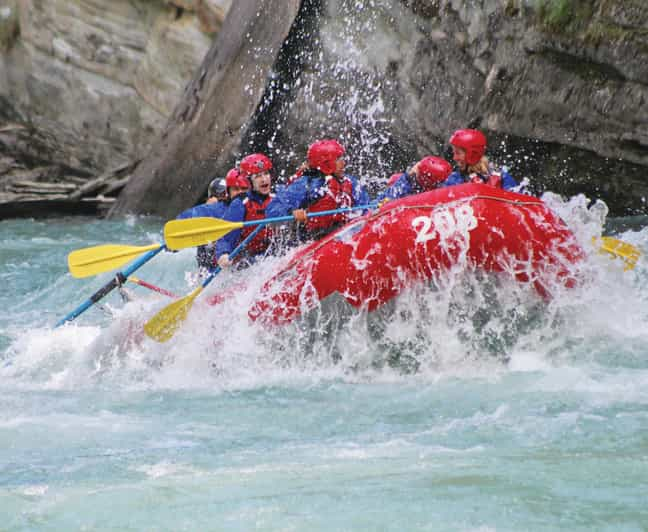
[2,201,648,531]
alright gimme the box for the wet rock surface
[0,121,136,219]
[108,0,302,218]
[270,0,648,212]
[0,0,646,218]
[0,0,228,218]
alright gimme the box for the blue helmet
[207,177,227,198]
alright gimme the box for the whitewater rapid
[2,194,648,530]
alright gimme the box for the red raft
[245,184,584,326]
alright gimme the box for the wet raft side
[249,184,584,325]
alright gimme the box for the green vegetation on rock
[535,0,595,34]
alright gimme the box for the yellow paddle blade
[164,217,244,250]
[68,243,161,278]
[594,236,641,271]
[143,286,203,342]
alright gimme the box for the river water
[2,197,648,531]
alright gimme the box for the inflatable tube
[246,184,584,326]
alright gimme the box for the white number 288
[411,204,477,244]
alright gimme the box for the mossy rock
[534,0,596,34]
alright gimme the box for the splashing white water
[4,192,645,392]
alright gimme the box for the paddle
[55,246,164,327]
[163,204,641,268]
[594,236,641,271]
[163,204,377,250]
[68,243,163,278]
[144,224,265,343]
[128,276,177,298]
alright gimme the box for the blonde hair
[467,156,489,175]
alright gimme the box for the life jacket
[306,175,354,232]
[242,193,274,255]
[469,172,502,188]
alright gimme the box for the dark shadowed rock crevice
[238,0,324,177]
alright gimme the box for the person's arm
[500,167,519,190]
[215,199,245,265]
[176,205,200,219]
[266,178,309,219]
[175,201,226,220]
[378,173,412,201]
[438,170,464,188]
[351,177,371,207]
[193,202,227,218]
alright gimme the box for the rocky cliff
[1,0,646,217]
[109,0,302,217]
[260,0,648,211]
[0,0,231,169]
[0,0,230,215]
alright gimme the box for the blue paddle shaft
[240,203,376,228]
[56,204,374,327]
[55,245,164,327]
[201,224,264,288]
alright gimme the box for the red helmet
[387,173,402,187]
[240,153,272,177]
[416,156,453,190]
[307,139,345,175]
[449,129,487,166]
[225,167,249,189]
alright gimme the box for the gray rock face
[261,0,648,211]
[0,0,230,172]
[109,0,302,218]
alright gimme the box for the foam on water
[2,194,646,395]
[3,3,648,527]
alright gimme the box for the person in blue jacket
[379,156,453,202]
[265,139,370,242]
[177,177,225,220]
[440,129,519,190]
[216,153,275,269]
[177,168,249,269]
